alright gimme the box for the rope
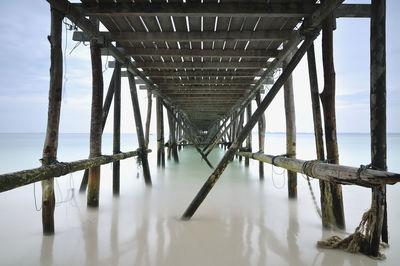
[301,160,322,218]
[271,164,286,189]
[33,182,42,211]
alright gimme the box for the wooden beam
[155,80,256,86]
[141,70,265,78]
[101,47,279,58]
[255,92,265,179]
[160,85,250,91]
[87,18,103,208]
[237,152,400,186]
[0,150,150,193]
[156,96,165,167]
[128,72,152,186]
[41,8,63,235]
[73,30,294,42]
[164,92,245,97]
[133,61,273,70]
[369,0,387,255]
[112,60,121,195]
[181,32,319,220]
[75,2,314,17]
[145,90,152,148]
[335,4,370,18]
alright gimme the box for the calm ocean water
[0,132,399,265]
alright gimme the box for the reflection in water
[40,235,54,266]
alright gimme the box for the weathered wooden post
[255,92,266,179]
[307,43,331,227]
[156,96,165,167]
[167,109,179,162]
[284,51,297,198]
[87,18,104,207]
[41,7,64,234]
[245,103,252,166]
[145,90,152,148]
[113,60,121,195]
[127,72,152,186]
[237,111,245,161]
[319,11,345,229]
[369,0,387,255]
[79,70,116,193]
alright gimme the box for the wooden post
[167,109,179,162]
[307,43,332,227]
[255,92,266,179]
[369,0,387,255]
[245,103,252,166]
[284,51,297,199]
[182,34,317,220]
[112,60,121,195]
[156,96,165,167]
[237,112,244,161]
[80,70,116,193]
[127,72,152,186]
[87,18,104,207]
[145,90,152,148]
[41,8,63,234]
[320,11,345,229]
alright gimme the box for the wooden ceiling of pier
[73,0,337,130]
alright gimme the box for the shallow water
[0,133,400,266]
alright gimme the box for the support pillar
[369,0,387,256]
[245,103,252,166]
[41,8,63,234]
[256,92,266,179]
[284,51,297,199]
[112,60,121,195]
[127,73,152,186]
[156,96,165,167]
[87,18,104,207]
[167,109,179,162]
[320,11,345,229]
[145,90,152,148]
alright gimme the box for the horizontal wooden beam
[155,80,255,86]
[335,4,370,18]
[101,47,279,58]
[73,30,294,42]
[74,3,369,18]
[161,85,250,91]
[75,2,314,17]
[0,149,150,193]
[169,95,243,99]
[140,70,266,78]
[238,152,400,187]
[165,91,245,96]
[135,61,272,70]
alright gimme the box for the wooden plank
[132,61,273,70]
[140,70,265,78]
[154,80,256,86]
[75,2,315,17]
[41,8,63,235]
[101,47,279,58]
[73,30,294,42]
[237,152,400,186]
[0,150,150,193]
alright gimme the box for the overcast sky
[0,0,399,134]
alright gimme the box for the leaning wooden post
[145,90,152,148]
[79,70,116,193]
[112,60,121,195]
[283,51,297,199]
[319,11,345,229]
[182,34,317,220]
[167,109,179,162]
[41,8,63,234]
[307,43,332,227]
[127,72,152,186]
[245,103,252,166]
[255,92,266,179]
[369,0,387,255]
[156,96,165,167]
[87,18,104,207]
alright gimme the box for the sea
[0,132,399,266]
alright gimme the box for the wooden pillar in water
[80,70,116,193]
[284,51,297,199]
[87,18,104,207]
[307,43,331,227]
[237,111,244,161]
[41,8,63,234]
[319,11,345,229]
[245,103,252,166]
[256,92,265,179]
[112,60,121,195]
[145,90,152,148]
[369,0,387,255]
[156,96,165,167]
[167,109,179,162]
[127,73,152,186]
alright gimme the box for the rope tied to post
[356,163,387,179]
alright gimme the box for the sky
[0,0,399,134]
